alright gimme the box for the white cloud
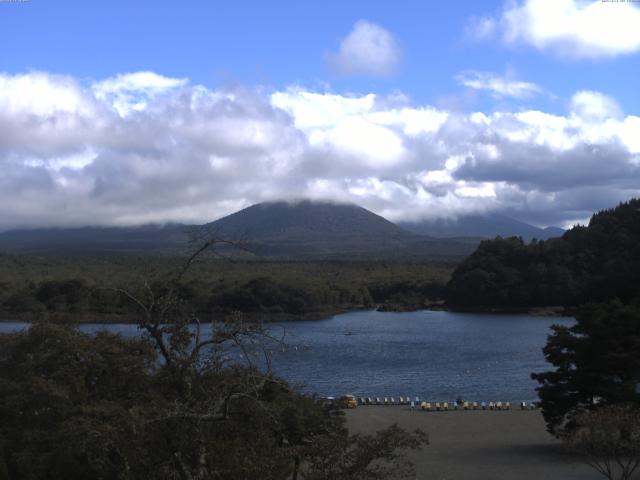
[366,107,449,135]
[272,87,448,136]
[616,116,640,154]
[455,183,497,199]
[570,90,622,120]
[1,71,639,230]
[93,71,188,116]
[0,72,93,116]
[23,149,97,171]
[455,70,542,99]
[326,20,402,76]
[469,0,640,59]
[272,89,376,129]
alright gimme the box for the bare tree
[564,405,640,480]
[109,230,428,479]
[114,228,268,369]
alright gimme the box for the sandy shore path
[346,406,601,480]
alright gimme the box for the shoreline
[0,306,367,324]
[0,303,574,324]
[444,304,574,317]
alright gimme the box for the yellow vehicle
[338,394,358,409]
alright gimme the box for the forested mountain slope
[445,199,640,309]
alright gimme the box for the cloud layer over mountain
[1,71,639,230]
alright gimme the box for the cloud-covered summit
[1,71,638,231]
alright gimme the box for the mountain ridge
[400,213,564,240]
[0,200,563,259]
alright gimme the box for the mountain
[399,213,564,240]
[0,201,479,260]
[208,200,408,240]
[209,200,407,241]
[206,200,476,260]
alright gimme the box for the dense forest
[445,199,640,310]
[0,256,450,322]
[0,320,427,479]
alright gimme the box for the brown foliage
[564,405,640,480]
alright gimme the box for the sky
[1,0,639,230]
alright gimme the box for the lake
[0,309,572,402]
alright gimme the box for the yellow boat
[338,394,358,409]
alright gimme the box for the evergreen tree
[532,300,640,435]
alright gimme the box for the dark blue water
[0,309,571,402]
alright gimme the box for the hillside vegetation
[445,199,640,310]
[0,256,451,322]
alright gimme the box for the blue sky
[1,0,639,229]
[4,0,638,112]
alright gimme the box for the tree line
[0,257,450,321]
[445,198,640,310]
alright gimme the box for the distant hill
[206,201,476,260]
[445,198,640,309]
[0,201,479,260]
[400,213,564,240]
[0,224,189,255]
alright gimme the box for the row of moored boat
[355,396,539,410]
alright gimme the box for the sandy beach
[346,406,601,480]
